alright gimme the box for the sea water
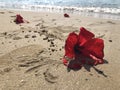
[0,0,120,20]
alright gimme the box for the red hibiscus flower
[64,13,70,18]
[15,14,24,24]
[63,27,104,69]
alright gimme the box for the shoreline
[0,5,120,21]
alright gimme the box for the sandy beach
[0,9,120,90]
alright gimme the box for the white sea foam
[0,2,5,8]
[18,5,120,15]
[0,2,120,20]
[7,4,119,14]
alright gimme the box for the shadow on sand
[67,59,108,77]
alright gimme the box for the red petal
[62,58,68,66]
[15,14,24,24]
[78,27,95,46]
[68,60,82,69]
[81,38,104,59]
[64,13,70,17]
[65,32,78,58]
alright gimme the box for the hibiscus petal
[65,32,78,58]
[64,13,70,18]
[81,38,104,59]
[15,14,24,24]
[68,60,82,69]
[78,27,95,46]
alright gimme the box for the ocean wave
[0,3,120,20]
[0,2,120,14]
[1,3,120,15]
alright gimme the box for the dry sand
[0,9,120,90]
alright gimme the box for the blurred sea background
[0,0,120,20]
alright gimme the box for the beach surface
[0,9,120,90]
